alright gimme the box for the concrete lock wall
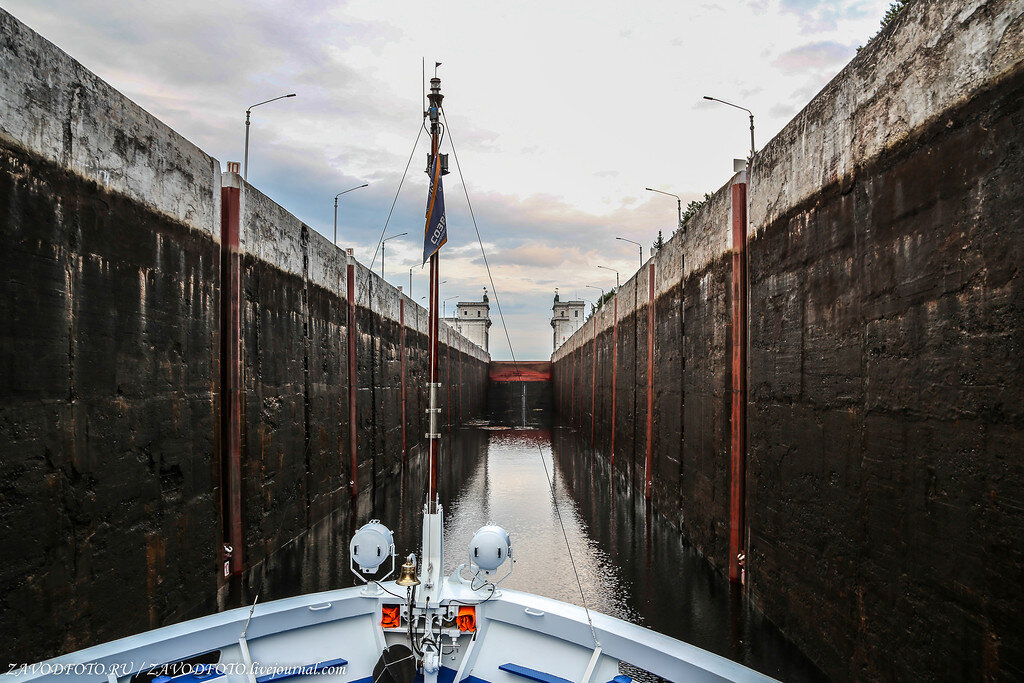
[552,0,1023,679]
[0,8,488,663]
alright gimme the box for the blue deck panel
[405,667,488,683]
[497,663,572,683]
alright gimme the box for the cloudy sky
[5,0,889,359]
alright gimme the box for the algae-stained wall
[744,1,1024,678]
[553,173,743,571]
[552,0,1024,678]
[0,9,223,661]
[0,7,488,663]
[232,180,489,576]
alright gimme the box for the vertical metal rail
[220,179,243,576]
[347,253,358,498]
[610,297,618,468]
[446,327,452,434]
[570,342,576,429]
[577,345,583,431]
[645,262,655,500]
[729,181,748,584]
[400,296,407,462]
[590,320,597,450]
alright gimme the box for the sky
[4,0,891,359]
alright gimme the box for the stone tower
[551,289,585,351]
[441,289,491,353]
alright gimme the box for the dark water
[249,402,824,682]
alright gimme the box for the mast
[426,74,444,513]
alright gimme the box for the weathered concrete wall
[0,10,223,661]
[231,178,489,579]
[744,1,1024,678]
[553,173,743,569]
[0,7,488,663]
[552,0,1023,678]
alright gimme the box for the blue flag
[423,154,447,263]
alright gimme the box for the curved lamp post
[645,187,683,234]
[381,232,408,280]
[616,237,643,269]
[703,96,755,157]
[244,93,296,181]
[597,265,620,290]
[334,184,368,246]
[443,294,461,319]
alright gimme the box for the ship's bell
[396,554,420,587]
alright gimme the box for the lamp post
[645,187,683,234]
[702,96,755,158]
[586,284,604,312]
[244,93,296,181]
[409,268,414,297]
[333,184,368,246]
[443,294,460,319]
[616,237,643,269]
[598,265,620,290]
[381,232,408,280]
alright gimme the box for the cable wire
[441,108,600,648]
[370,123,426,271]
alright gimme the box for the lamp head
[469,525,512,575]
[349,521,395,573]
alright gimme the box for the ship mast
[426,74,443,514]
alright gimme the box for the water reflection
[247,402,822,682]
[550,422,825,682]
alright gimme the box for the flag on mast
[422,153,447,263]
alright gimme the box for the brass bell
[396,554,420,587]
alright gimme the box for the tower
[441,288,491,353]
[551,289,585,351]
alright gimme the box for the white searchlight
[349,520,396,593]
[467,525,513,587]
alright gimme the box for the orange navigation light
[381,605,401,629]
[456,606,476,633]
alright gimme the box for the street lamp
[703,96,755,158]
[443,294,461,319]
[586,284,604,311]
[334,184,368,246]
[244,93,296,181]
[645,187,683,234]
[381,232,408,280]
[597,265,620,290]
[616,237,643,269]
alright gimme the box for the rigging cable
[441,107,601,648]
[369,123,426,272]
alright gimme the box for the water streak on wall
[552,1,1024,678]
[0,8,487,663]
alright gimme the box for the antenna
[422,57,426,118]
